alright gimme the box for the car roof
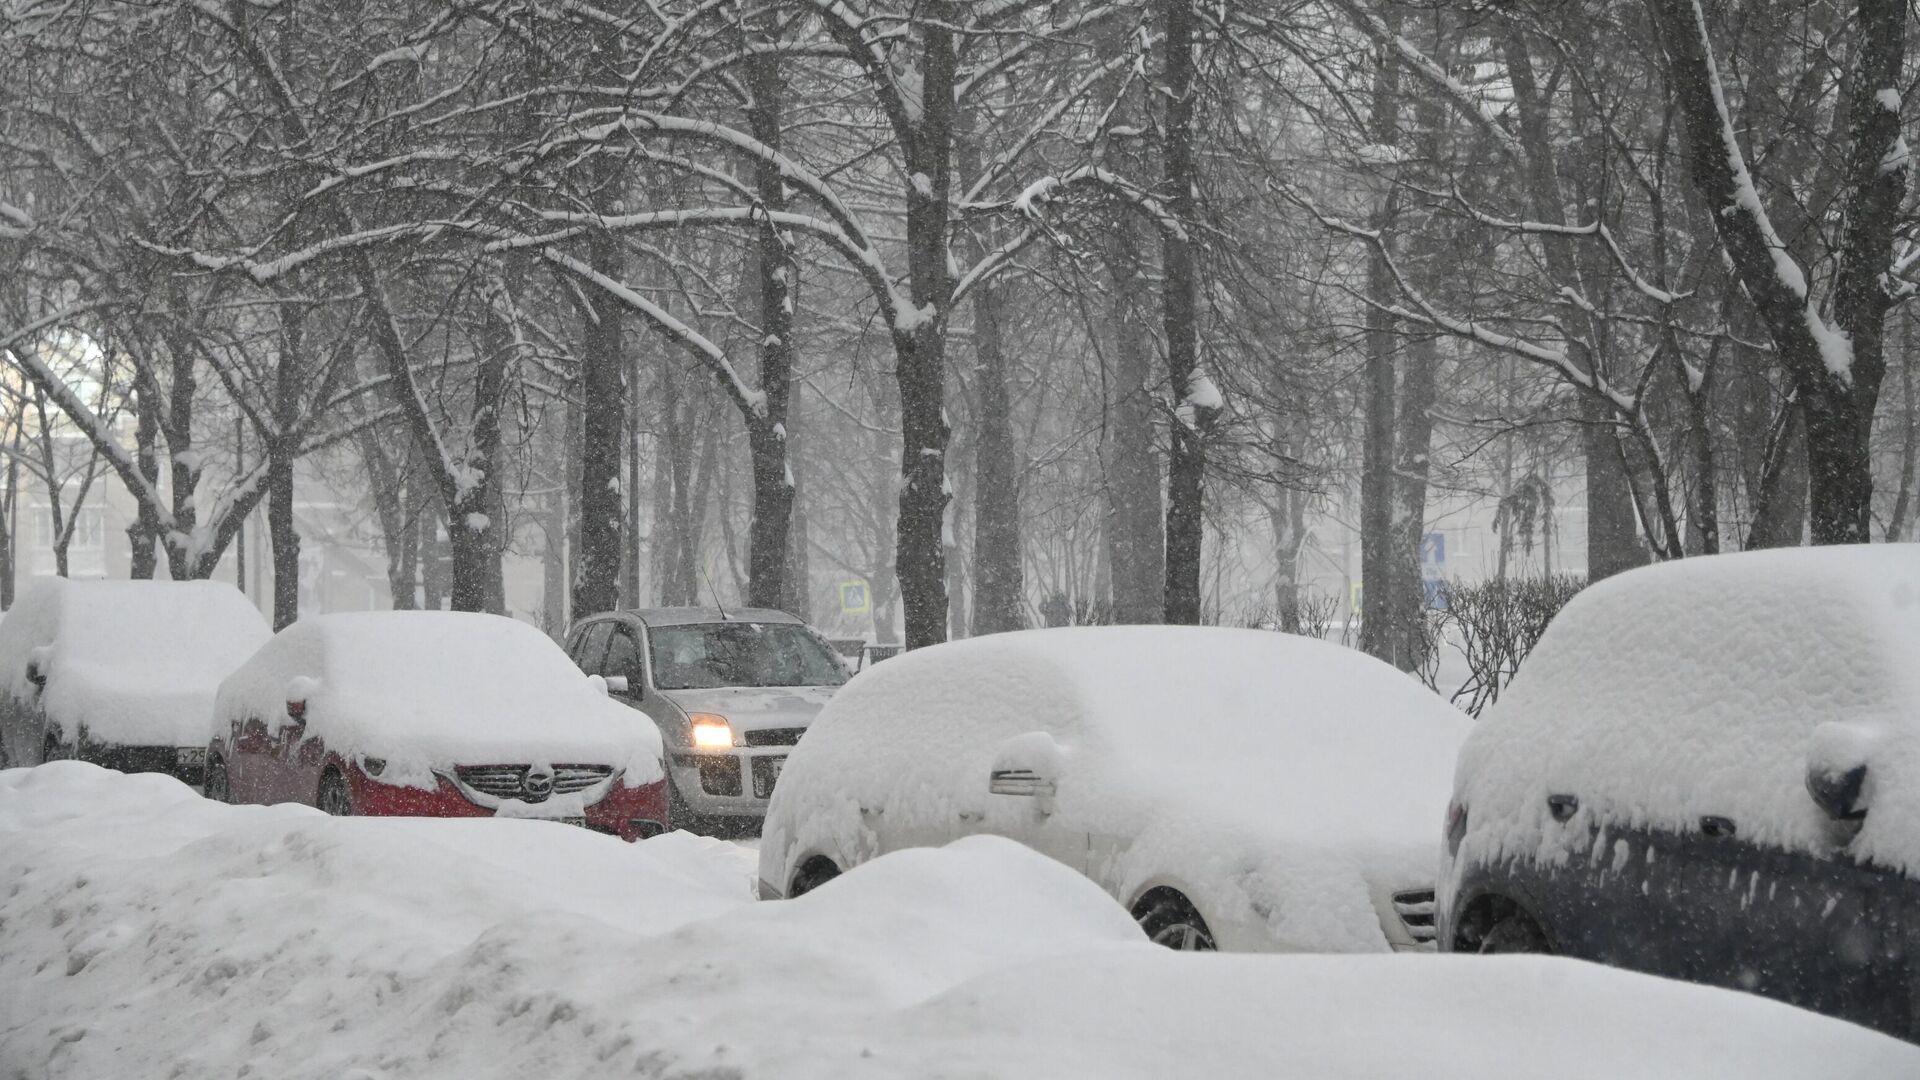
[614,606,804,628]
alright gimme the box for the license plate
[560,816,586,828]
[176,747,207,766]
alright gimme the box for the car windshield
[647,622,848,690]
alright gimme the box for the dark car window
[572,622,614,675]
[603,627,644,683]
[647,623,848,690]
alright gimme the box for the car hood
[47,668,213,749]
[657,685,836,734]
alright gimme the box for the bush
[1431,575,1585,717]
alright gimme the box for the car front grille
[742,727,806,747]
[1392,888,1437,945]
[454,764,614,804]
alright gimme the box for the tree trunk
[162,331,199,581]
[970,272,1025,635]
[744,42,798,612]
[1159,0,1211,625]
[127,380,162,580]
[1885,312,1918,541]
[1092,17,1164,627]
[1358,27,1402,663]
[960,102,1025,637]
[267,451,299,628]
[447,298,513,612]
[543,486,567,635]
[1102,289,1166,624]
[573,228,626,618]
[420,499,449,611]
[893,10,958,650]
[625,357,643,606]
[0,437,15,606]
[360,430,416,610]
[1386,327,1437,668]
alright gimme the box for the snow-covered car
[1440,545,1920,1042]
[208,611,668,841]
[565,607,846,834]
[759,626,1472,952]
[0,577,270,782]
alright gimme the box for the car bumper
[75,739,206,785]
[668,748,790,820]
[348,770,669,842]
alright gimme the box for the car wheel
[317,770,353,817]
[1134,891,1217,952]
[203,756,230,803]
[1478,912,1550,954]
[788,857,841,898]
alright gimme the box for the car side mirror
[988,731,1063,810]
[989,769,1056,798]
[603,675,631,696]
[1807,763,1869,822]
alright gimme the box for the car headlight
[688,713,735,749]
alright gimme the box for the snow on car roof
[0,577,270,746]
[216,611,662,781]
[1456,544,1920,874]
[789,626,1471,845]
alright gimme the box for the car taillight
[1445,800,1468,857]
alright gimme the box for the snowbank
[215,611,664,789]
[2,764,1913,1078]
[764,627,1472,951]
[0,578,269,751]
[1453,545,1920,875]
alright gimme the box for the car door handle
[958,810,984,823]
[1547,794,1579,822]
[1699,815,1737,838]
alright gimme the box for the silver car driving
[564,607,846,834]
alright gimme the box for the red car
[206,611,667,841]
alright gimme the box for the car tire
[1134,891,1217,951]
[204,756,230,804]
[1478,912,1550,954]
[318,769,353,817]
[788,857,841,898]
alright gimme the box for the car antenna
[699,560,730,620]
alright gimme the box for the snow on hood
[1454,544,1920,876]
[0,578,270,747]
[657,684,835,732]
[766,627,1470,946]
[5,763,1913,1080]
[216,612,662,787]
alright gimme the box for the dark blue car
[1439,546,1920,1042]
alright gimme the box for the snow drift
[3,764,1914,1078]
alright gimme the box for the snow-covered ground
[3,764,1915,1079]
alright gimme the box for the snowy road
[3,763,1915,1079]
